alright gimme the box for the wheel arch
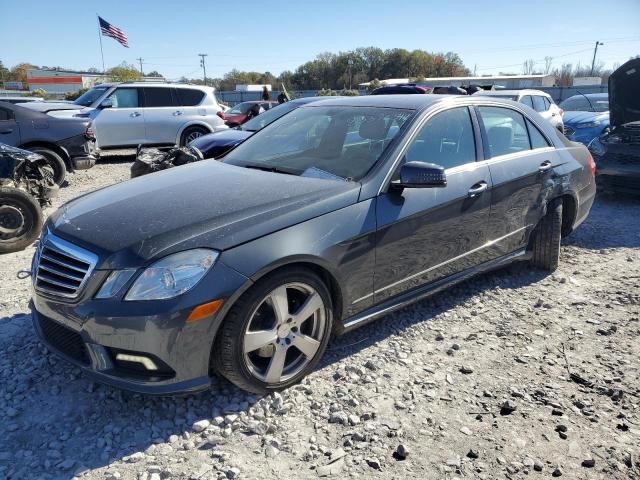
[18,141,72,171]
[176,122,213,145]
[558,192,578,237]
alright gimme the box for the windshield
[227,103,252,115]
[74,86,110,107]
[223,106,413,181]
[241,102,298,131]
[560,96,609,113]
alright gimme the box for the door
[374,106,492,303]
[92,87,144,147]
[476,105,557,256]
[142,87,180,144]
[0,107,20,145]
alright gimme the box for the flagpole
[97,14,105,73]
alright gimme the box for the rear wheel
[213,267,333,394]
[28,147,67,186]
[0,187,43,254]
[530,198,562,271]
[180,126,209,146]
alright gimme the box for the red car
[222,101,278,127]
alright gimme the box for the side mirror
[98,98,113,109]
[392,161,447,189]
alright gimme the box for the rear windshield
[227,103,253,115]
[74,86,110,107]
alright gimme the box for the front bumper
[30,260,250,395]
[59,134,99,171]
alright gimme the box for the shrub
[65,88,88,101]
[339,89,359,96]
[317,88,337,96]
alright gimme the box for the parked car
[21,83,227,149]
[0,101,98,185]
[222,101,278,127]
[190,97,337,159]
[559,93,609,145]
[371,85,428,95]
[587,58,640,195]
[473,89,564,131]
[30,95,595,395]
[0,96,44,104]
[0,144,57,253]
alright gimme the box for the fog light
[115,353,158,370]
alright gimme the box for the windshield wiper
[243,164,297,176]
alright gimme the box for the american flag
[99,16,129,48]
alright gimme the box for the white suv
[473,89,564,131]
[25,83,227,148]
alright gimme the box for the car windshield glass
[241,102,298,131]
[74,86,110,107]
[223,106,413,181]
[227,103,252,115]
[560,96,609,112]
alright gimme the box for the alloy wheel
[185,130,204,143]
[243,282,326,384]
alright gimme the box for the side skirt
[340,248,531,334]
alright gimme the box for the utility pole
[591,41,604,76]
[136,57,144,76]
[347,57,354,90]
[198,53,208,86]
[474,64,477,76]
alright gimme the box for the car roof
[474,89,550,97]
[297,94,449,110]
[97,82,212,90]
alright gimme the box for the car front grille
[33,232,98,299]
[38,314,90,365]
[563,125,575,136]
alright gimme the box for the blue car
[559,93,609,145]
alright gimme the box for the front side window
[477,106,531,157]
[532,96,546,112]
[0,108,13,121]
[404,107,476,170]
[108,88,139,108]
[143,88,174,107]
[223,106,412,181]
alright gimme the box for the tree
[106,62,141,82]
[145,70,163,78]
[11,63,36,84]
[544,57,553,75]
[366,78,384,93]
[0,60,12,81]
[522,59,536,75]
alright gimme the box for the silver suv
[25,83,227,148]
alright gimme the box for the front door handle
[0,129,13,134]
[468,181,488,197]
[539,160,553,172]
[130,112,141,118]
[173,110,183,116]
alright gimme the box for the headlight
[95,269,137,299]
[576,121,600,129]
[124,249,218,301]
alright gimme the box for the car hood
[189,129,252,157]
[609,58,640,128]
[563,110,609,125]
[49,160,360,269]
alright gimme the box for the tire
[213,267,333,394]
[530,198,562,271]
[180,126,209,146]
[0,187,43,254]
[29,147,67,186]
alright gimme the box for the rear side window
[0,108,14,121]
[527,119,551,149]
[520,96,534,108]
[108,88,139,108]
[176,88,205,106]
[405,107,476,170]
[532,96,546,112]
[543,97,552,109]
[477,106,531,157]
[143,88,174,107]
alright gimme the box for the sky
[1,0,639,80]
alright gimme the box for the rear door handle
[130,112,141,118]
[539,160,553,172]
[0,129,13,134]
[173,110,183,116]
[468,181,488,197]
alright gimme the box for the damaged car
[587,58,640,195]
[1,144,57,253]
[0,101,98,185]
[30,95,595,395]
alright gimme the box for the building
[235,84,272,92]
[26,68,165,95]
[359,74,556,90]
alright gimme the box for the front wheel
[213,267,333,394]
[180,126,209,146]
[28,147,67,186]
[530,198,562,271]
[0,187,43,254]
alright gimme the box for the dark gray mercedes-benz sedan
[30,95,596,395]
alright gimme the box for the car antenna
[576,90,595,112]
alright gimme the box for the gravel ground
[1,157,638,480]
